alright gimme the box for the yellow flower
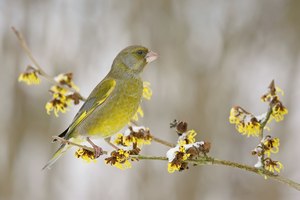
[260,81,288,123]
[114,133,128,146]
[75,148,97,163]
[263,136,280,157]
[50,85,68,95]
[54,73,79,91]
[270,102,288,122]
[131,105,144,121]
[45,93,72,117]
[114,126,152,148]
[261,81,282,102]
[229,106,261,137]
[178,129,197,145]
[105,149,132,170]
[186,130,197,143]
[45,85,78,117]
[130,82,152,122]
[18,66,40,85]
[142,82,152,100]
[264,158,283,173]
[167,145,190,173]
[275,86,284,96]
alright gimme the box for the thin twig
[11,26,86,100]
[152,136,176,148]
[52,136,108,154]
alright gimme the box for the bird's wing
[68,78,116,133]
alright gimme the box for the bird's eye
[136,50,144,55]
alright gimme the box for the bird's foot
[93,146,103,158]
[87,137,104,158]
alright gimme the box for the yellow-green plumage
[76,77,143,138]
[43,45,157,169]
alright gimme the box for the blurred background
[1,0,300,199]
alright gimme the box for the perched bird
[43,45,158,169]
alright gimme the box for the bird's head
[111,45,158,78]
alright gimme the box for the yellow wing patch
[68,79,116,132]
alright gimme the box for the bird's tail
[42,143,69,170]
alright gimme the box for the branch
[12,26,86,100]
[258,80,275,166]
[135,155,300,191]
[152,136,176,148]
[52,136,108,155]
[54,136,300,191]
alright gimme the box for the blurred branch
[11,26,86,100]
[152,136,176,148]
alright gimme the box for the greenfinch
[43,45,158,169]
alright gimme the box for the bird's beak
[145,50,158,63]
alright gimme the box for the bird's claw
[87,137,104,158]
[93,145,104,158]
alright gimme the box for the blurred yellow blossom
[131,82,152,122]
[263,136,280,157]
[131,106,144,122]
[75,148,97,163]
[46,84,82,117]
[54,73,79,91]
[45,93,72,117]
[270,101,288,122]
[18,66,40,85]
[50,85,68,95]
[178,129,197,145]
[264,158,283,173]
[229,106,261,137]
[142,82,152,100]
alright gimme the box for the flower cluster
[229,106,261,137]
[46,73,82,117]
[252,135,283,174]
[177,130,197,145]
[18,65,41,85]
[54,73,79,91]
[18,63,83,117]
[264,158,283,174]
[75,148,97,163]
[262,135,280,157]
[105,149,133,170]
[229,80,288,138]
[261,80,288,122]
[230,81,286,175]
[167,145,191,173]
[167,122,211,173]
[45,86,72,117]
[114,126,152,148]
[131,82,152,121]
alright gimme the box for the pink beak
[145,50,158,63]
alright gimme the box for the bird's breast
[82,78,143,138]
